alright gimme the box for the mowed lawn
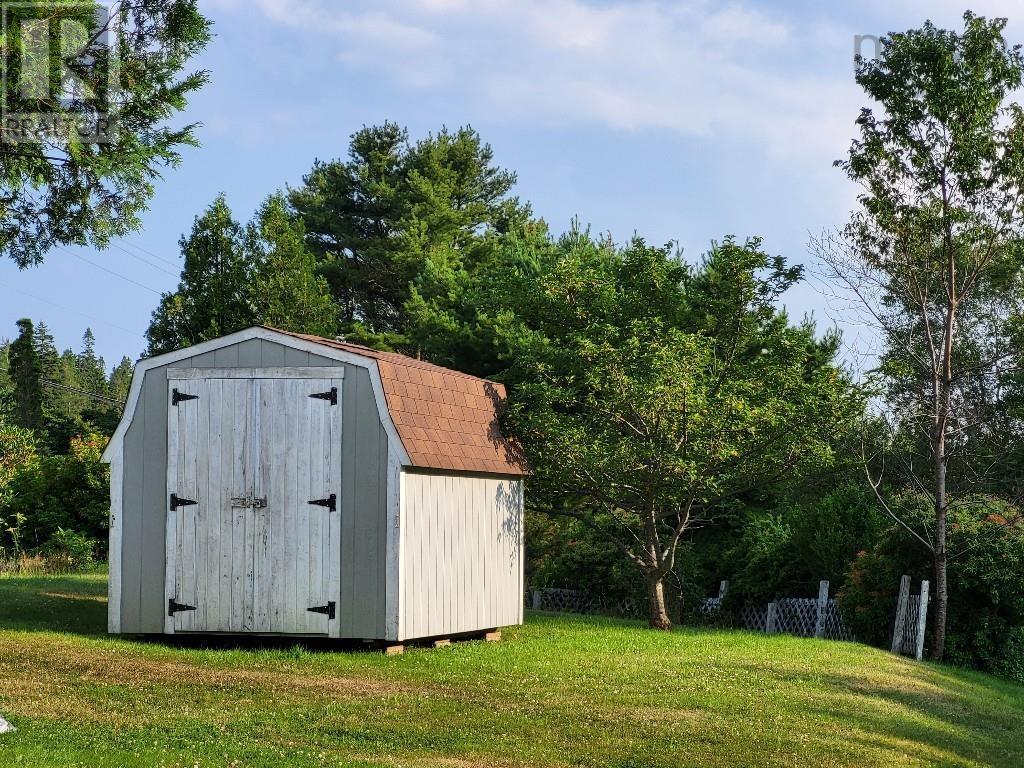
[0,574,1022,767]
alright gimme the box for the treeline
[0,322,129,567]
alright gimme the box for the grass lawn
[0,573,1021,767]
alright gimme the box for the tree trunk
[932,546,947,661]
[647,575,672,631]
[930,298,954,662]
[931,425,948,661]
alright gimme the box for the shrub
[839,492,1024,679]
[39,528,96,571]
[0,416,37,506]
[719,483,887,605]
[2,432,109,554]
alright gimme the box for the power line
[0,279,147,339]
[110,242,180,278]
[41,378,123,406]
[120,238,181,269]
[60,247,164,295]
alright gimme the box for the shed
[102,326,526,642]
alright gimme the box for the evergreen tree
[2,1,211,267]
[290,123,531,359]
[76,329,109,398]
[0,341,12,417]
[109,357,134,407]
[146,195,257,355]
[8,319,42,430]
[248,195,337,336]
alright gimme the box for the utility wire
[40,378,123,406]
[110,242,180,278]
[60,247,164,295]
[0,279,147,339]
[120,238,181,269]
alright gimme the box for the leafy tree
[0,413,36,506]
[146,195,256,354]
[4,432,109,553]
[8,319,42,430]
[248,194,337,336]
[496,232,862,629]
[290,122,530,359]
[816,13,1024,659]
[1,0,211,267]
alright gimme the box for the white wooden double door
[165,368,344,636]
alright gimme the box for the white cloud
[207,0,862,163]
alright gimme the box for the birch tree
[815,13,1024,660]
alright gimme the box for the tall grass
[0,553,101,577]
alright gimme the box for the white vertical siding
[399,471,524,641]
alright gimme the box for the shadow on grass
[743,662,1024,766]
[0,573,107,636]
[0,573,484,655]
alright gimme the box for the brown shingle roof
[272,329,526,476]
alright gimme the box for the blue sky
[1,0,1021,367]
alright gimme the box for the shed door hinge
[171,388,199,406]
[309,387,338,405]
[170,493,198,511]
[168,598,197,616]
[307,601,336,620]
[308,493,337,512]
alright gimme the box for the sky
[1,0,1023,368]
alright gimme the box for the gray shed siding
[117,338,389,638]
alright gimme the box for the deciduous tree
[497,232,861,629]
[815,13,1024,660]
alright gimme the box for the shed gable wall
[399,470,524,641]
[117,338,389,638]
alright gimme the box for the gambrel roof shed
[274,330,525,476]
[103,327,525,644]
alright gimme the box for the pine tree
[77,329,109,398]
[8,319,42,430]
[249,195,337,337]
[146,195,257,355]
[109,357,134,407]
[290,123,531,359]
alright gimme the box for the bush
[839,492,1024,680]
[2,432,109,554]
[526,512,646,609]
[719,483,887,605]
[0,416,37,507]
[39,528,96,571]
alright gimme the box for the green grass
[0,573,1021,767]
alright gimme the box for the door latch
[231,496,268,509]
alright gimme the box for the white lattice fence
[702,580,856,642]
[528,588,643,618]
[822,599,857,642]
[891,576,930,661]
[738,604,768,632]
[774,598,820,636]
